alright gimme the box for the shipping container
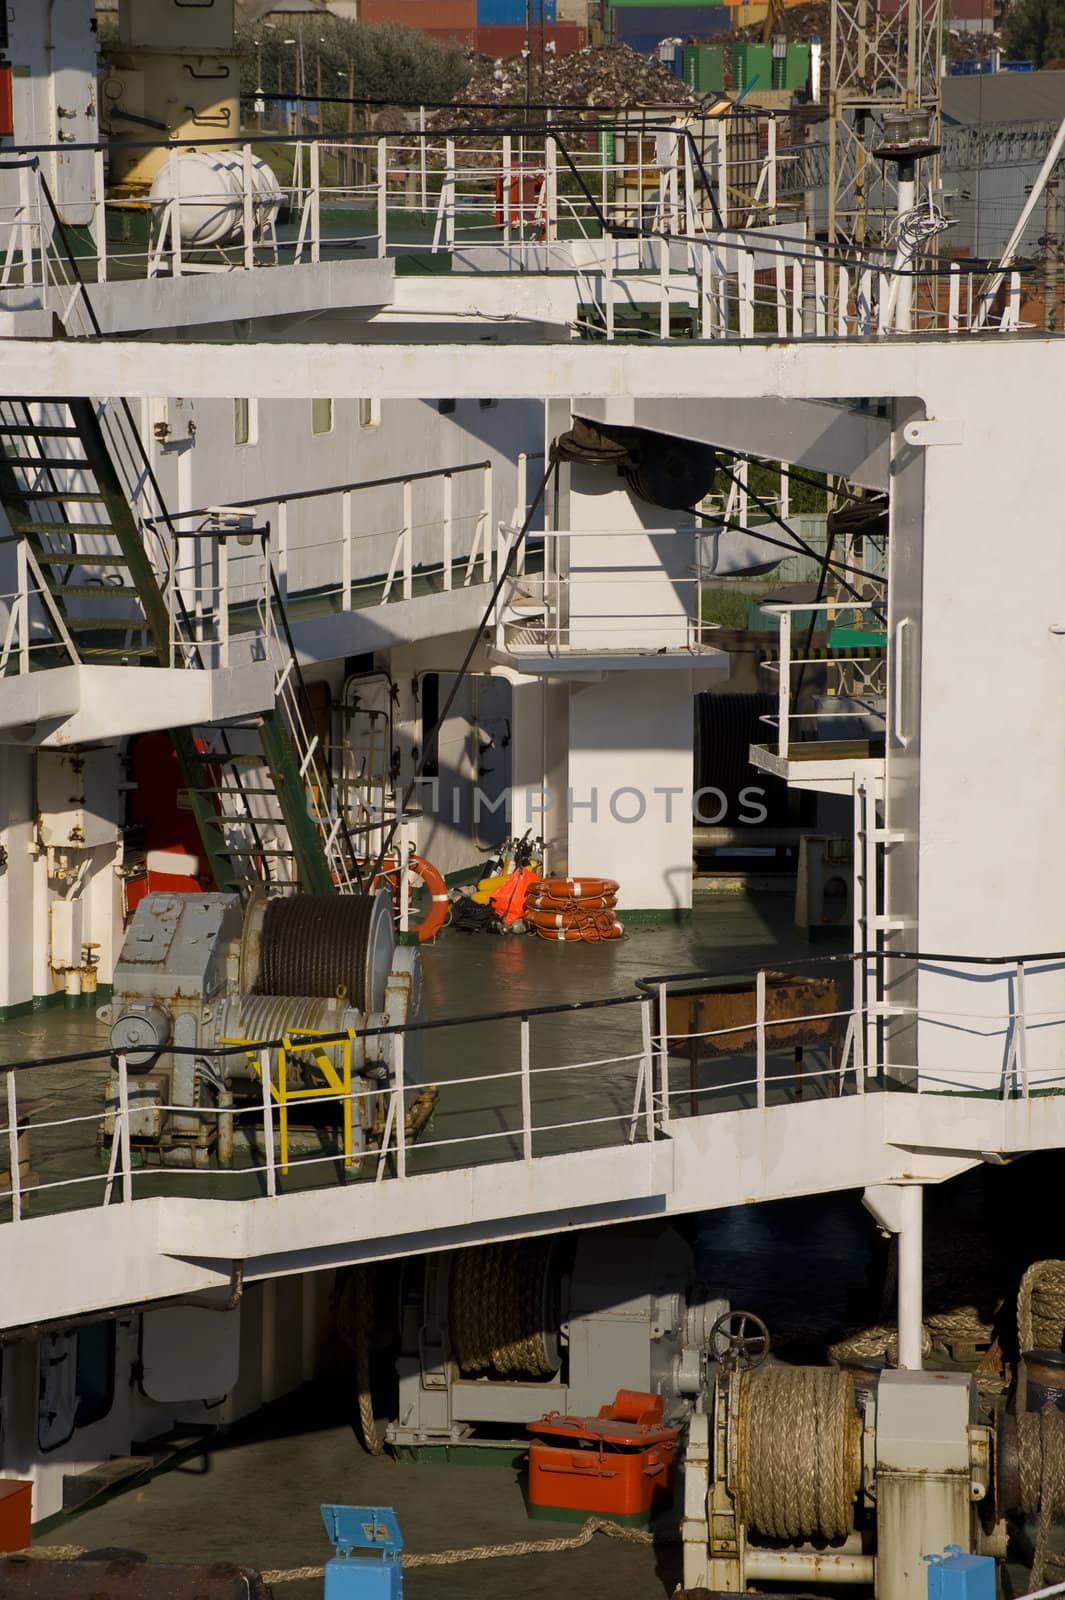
[731,40,773,88]
[611,3,730,47]
[608,0,723,7]
[476,19,587,51]
[477,0,556,22]
[783,43,810,89]
[359,0,478,33]
[682,42,725,92]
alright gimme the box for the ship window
[438,399,456,415]
[479,398,497,409]
[233,397,256,446]
[358,398,380,429]
[311,399,334,435]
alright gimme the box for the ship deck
[0,889,851,1222]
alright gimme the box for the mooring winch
[101,889,420,1168]
[683,1352,998,1600]
[365,1225,729,1454]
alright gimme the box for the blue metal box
[321,1506,404,1600]
[926,1546,995,1600]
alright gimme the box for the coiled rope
[333,1266,383,1455]
[449,1239,556,1378]
[736,1367,861,1541]
[1019,1262,1065,1357]
[1018,1404,1065,1592]
[16,1516,672,1585]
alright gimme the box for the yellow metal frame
[219,1028,357,1175]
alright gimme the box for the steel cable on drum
[256,893,376,1008]
[736,1367,861,1542]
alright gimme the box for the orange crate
[527,1390,678,1524]
[0,1480,32,1553]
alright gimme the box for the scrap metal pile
[453,44,698,115]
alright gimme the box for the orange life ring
[535,877,619,902]
[527,889,617,913]
[374,851,448,943]
[494,162,545,234]
[526,906,619,932]
[530,918,624,943]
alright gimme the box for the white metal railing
[758,600,887,760]
[497,525,712,657]
[0,134,1047,341]
[5,954,1065,1227]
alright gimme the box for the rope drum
[449,1239,557,1378]
[736,1367,861,1542]
[255,893,378,1007]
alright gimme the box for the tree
[1003,0,1065,67]
[234,16,471,128]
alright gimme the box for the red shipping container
[360,0,477,29]
[0,1481,32,1553]
[477,20,587,54]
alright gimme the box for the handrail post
[5,1069,21,1222]
[656,981,671,1125]
[520,1016,533,1159]
[516,454,528,574]
[260,1047,276,1196]
[277,498,289,603]
[755,969,767,1109]
[309,138,321,264]
[419,106,428,211]
[377,136,387,258]
[242,142,255,270]
[442,471,453,592]
[16,541,29,675]
[852,953,865,1091]
[1015,959,1028,1095]
[117,1051,133,1206]
[445,138,456,251]
[93,149,108,282]
[778,608,791,758]
[641,998,655,1140]
[402,477,413,600]
[169,150,183,277]
[394,1030,406,1179]
[482,462,493,582]
[341,490,352,609]
[217,535,229,667]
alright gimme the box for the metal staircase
[0,396,352,897]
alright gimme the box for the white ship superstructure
[2,0,1065,1591]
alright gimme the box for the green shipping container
[783,43,810,89]
[731,42,772,91]
[683,43,725,93]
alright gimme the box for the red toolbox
[0,1480,32,1553]
[527,1389,678,1524]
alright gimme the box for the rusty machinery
[682,1338,1006,1600]
[101,889,423,1168]
[380,1225,732,1453]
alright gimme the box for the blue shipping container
[477,0,555,21]
[612,4,730,47]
